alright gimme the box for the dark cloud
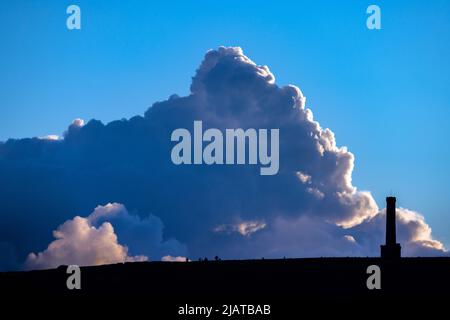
[0,47,446,270]
[0,242,19,271]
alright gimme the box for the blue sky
[1,0,449,245]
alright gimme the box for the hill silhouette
[1,257,449,299]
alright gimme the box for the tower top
[386,196,396,203]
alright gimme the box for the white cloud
[348,207,447,256]
[344,235,356,243]
[25,215,147,270]
[214,220,267,237]
[162,255,187,262]
[25,203,187,270]
[38,134,61,141]
[296,171,312,184]
[387,208,445,254]
[71,118,85,127]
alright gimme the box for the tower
[380,196,401,259]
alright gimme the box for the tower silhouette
[380,196,401,259]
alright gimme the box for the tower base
[380,243,401,259]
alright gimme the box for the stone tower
[380,196,401,259]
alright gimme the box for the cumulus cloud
[25,216,145,270]
[86,203,187,260]
[70,118,85,128]
[344,235,356,243]
[0,46,446,269]
[25,203,186,270]
[162,255,187,262]
[209,208,447,260]
[214,220,266,237]
[350,207,446,257]
[38,135,61,141]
